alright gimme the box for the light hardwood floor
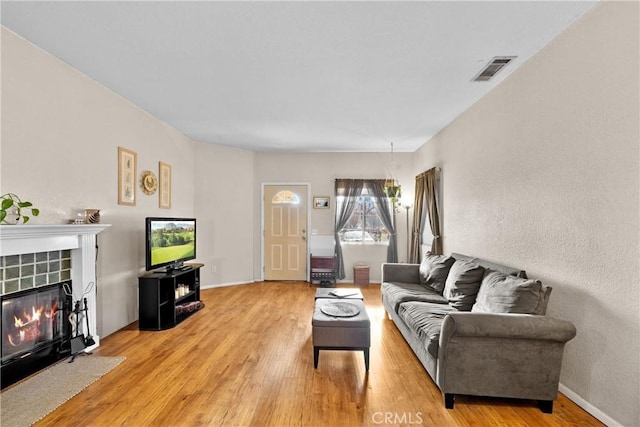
[35,282,601,426]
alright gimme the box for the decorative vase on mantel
[2,208,21,225]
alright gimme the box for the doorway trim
[261,182,311,282]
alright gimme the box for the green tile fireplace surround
[0,250,72,295]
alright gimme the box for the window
[338,190,390,244]
[271,190,300,204]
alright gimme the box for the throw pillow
[471,270,548,315]
[419,252,455,294]
[443,260,485,311]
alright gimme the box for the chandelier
[384,142,401,204]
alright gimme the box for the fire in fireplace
[1,282,72,388]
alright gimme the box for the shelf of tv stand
[138,264,203,331]
[175,290,197,305]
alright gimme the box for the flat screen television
[145,217,196,272]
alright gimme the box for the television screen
[145,218,196,271]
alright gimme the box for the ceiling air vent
[473,56,517,82]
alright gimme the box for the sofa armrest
[440,312,576,343]
[381,263,420,284]
[437,312,577,402]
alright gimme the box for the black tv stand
[138,263,203,330]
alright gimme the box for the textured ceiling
[1,1,596,152]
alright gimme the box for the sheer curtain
[367,180,398,264]
[334,179,364,279]
[410,168,442,261]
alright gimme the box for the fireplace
[1,281,72,388]
[1,281,72,387]
[0,223,109,389]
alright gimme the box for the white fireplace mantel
[1,224,111,350]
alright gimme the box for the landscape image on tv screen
[150,220,195,266]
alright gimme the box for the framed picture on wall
[159,161,172,209]
[313,196,330,209]
[117,147,137,206]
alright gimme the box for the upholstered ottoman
[312,298,370,370]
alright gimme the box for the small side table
[310,254,337,287]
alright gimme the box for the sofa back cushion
[419,252,455,294]
[472,270,552,315]
[443,260,486,310]
[450,253,527,278]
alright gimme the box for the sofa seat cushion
[419,252,455,293]
[382,282,448,312]
[443,260,486,311]
[397,301,456,358]
[472,270,552,315]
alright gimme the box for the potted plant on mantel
[0,193,40,224]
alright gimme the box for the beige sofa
[381,252,576,413]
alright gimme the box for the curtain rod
[334,178,387,181]
[416,167,441,178]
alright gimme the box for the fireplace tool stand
[65,283,96,363]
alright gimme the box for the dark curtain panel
[424,168,442,255]
[334,179,364,279]
[410,174,426,263]
[424,168,442,254]
[367,180,398,263]
[410,167,442,259]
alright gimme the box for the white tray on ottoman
[315,288,363,300]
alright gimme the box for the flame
[6,302,59,347]
[13,306,43,328]
[44,301,58,319]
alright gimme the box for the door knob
[302,236,306,241]
[302,229,306,233]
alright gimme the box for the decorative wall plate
[141,170,158,195]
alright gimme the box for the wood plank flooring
[33,282,602,426]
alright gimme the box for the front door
[264,185,308,281]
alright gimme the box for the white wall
[1,28,198,337]
[254,152,414,283]
[193,142,255,287]
[413,3,639,425]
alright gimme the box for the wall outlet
[211,265,217,273]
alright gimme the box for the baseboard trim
[201,281,254,290]
[559,383,621,426]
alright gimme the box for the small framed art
[159,161,172,209]
[118,147,137,206]
[313,196,330,209]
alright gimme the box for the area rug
[1,356,125,427]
